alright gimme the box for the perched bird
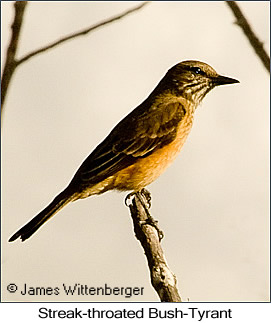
[9,60,239,242]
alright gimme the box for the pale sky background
[2,1,270,302]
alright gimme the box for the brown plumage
[9,60,239,242]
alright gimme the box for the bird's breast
[112,111,195,191]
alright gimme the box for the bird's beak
[213,75,240,86]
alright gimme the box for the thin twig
[125,190,182,302]
[226,1,270,73]
[1,1,149,117]
[1,1,27,110]
[16,2,149,66]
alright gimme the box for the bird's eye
[190,67,204,75]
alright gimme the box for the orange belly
[78,111,194,198]
[112,113,194,191]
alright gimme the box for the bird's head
[164,60,239,105]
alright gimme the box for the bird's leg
[141,188,152,208]
[136,189,164,241]
[125,189,164,241]
[125,192,136,207]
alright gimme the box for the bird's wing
[76,101,186,184]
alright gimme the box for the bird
[9,60,239,242]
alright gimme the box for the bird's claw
[125,189,164,241]
[139,217,164,241]
[125,192,135,207]
[140,188,152,208]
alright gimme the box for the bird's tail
[9,189,75,242]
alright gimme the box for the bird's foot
[125,188,151,207]
[140,188,152,208]
[139,217,164,241]
[135,190,164,241]
[125,189,164,241]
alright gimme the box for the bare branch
[1,1,27,110]
[226,1,270,73]
[125,190,182,302]
[1,2,149,117]
[16,2,149,66]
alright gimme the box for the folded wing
[73,101,186,185]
